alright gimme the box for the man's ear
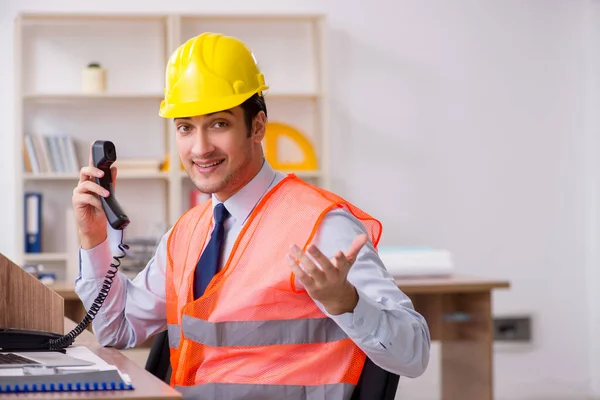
[252,111,267,143]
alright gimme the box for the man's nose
[192,132,215,156]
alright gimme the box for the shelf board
[20,13,167,23]
[24,171,170,181]
[46,282,79,300]
[182,13,325,21]
[23,93,319,102]
[23,93,163,101]
[19,12,324,23]
[265,92,322,100]
[284,170,322,178]
[23,252,68,262]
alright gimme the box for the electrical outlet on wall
[493,316,532,342]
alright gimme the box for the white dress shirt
[74,160,431,378]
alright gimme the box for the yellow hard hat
[159,32,269,118]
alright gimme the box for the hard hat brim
[159,87,267,119]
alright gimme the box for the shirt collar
[211,160,277,225]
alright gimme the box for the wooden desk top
[395,275,510,294]
[0,319,182,400]
[47,283,81,300]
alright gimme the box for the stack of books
[23,134,80,174]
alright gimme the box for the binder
[0,369,134,393]
[24,192,42,253]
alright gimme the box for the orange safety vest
[165,174,382,399]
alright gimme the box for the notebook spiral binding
[0,380,133,393]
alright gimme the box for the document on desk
[0,346,134,393]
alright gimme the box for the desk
[0,318,182,400]
[47,283,89,327]
[48,276,509,400]
[397,275,510,400]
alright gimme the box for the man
[73,32,430,399]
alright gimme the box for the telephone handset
[92,140,130,231]
[0,140,130,352]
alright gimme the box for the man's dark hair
[240,93,268,137]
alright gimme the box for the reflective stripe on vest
[167,324,181,349]
[175,382,355,400]
[181,315,348,347]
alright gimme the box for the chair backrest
[145,330,399,399]
[351,357,400,400]
[144,330,171,384]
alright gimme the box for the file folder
[24,192,41,253]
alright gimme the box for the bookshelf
[14,12,328,284]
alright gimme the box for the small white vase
[82,63,106,94]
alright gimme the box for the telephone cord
[47,230,129,350]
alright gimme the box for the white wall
[584,1,600,397]
[0,1,594,399]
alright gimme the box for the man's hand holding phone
[72,149,117,250]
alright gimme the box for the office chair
[145,330,400,400]
[144,330,172,384]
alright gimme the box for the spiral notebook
[0,346,134,394]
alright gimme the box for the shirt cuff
[325,286,381,338]
[79,237,113,280]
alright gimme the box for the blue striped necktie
[193,203,230,299]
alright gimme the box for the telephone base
[0,328,64,352]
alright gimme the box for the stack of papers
[378,246,454,277]
[0,346,133,393]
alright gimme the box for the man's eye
[177,125,192,133]
[213,121,228,129]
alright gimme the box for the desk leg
[440,291,493,400]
